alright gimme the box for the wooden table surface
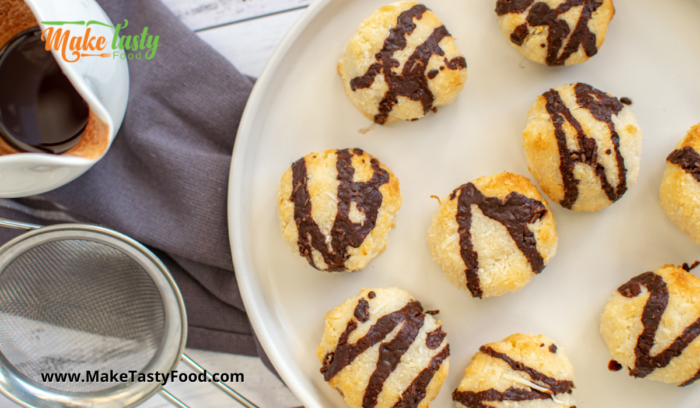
[166,0,311,78]
[0,1,309,407]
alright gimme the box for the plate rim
[227,0,333,407]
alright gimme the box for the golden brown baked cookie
[495,0,615,66]
[453,333,576,408]
[660,124,700,245]
[318,288,450,408]
[277,148,402,272]
[427,172,557,298]
[338,1,467,125]
[523,83,642,211]
[601,264,700,387]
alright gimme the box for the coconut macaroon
[338,1,467,125]
[277,148,402,272]
[600,264,700,387]
[452,333,576,408]
[660,123,700,245]
[318,288,450,408]
[523,83,642,211]
[277,149,402,272]
[495,0,615,66]
[427,172,557,299]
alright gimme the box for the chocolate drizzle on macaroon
[496,0,603,66]
[453,345,575,407]
[320,299,449,407]
[426,326,447,349]
[667,146,700,183]
[481,346,574,393]
[454,388,570,408]
[350,4,467,124]
[510,23,529,46]
[617,271,700,386]
[394,346,450,408]
[450,183,548,298]
[354,298,370,323]
[543,83,628,209]
[291,148,389,271]
[495,0,535,15]
[608,360,623,372]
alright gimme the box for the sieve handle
[0,218,41,230]
[159,388,191,408]
[181,353,260,408]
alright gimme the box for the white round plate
[228,0,700,407]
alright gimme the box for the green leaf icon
[86,20,114,28]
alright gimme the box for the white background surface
[0,0,309,407]
[228,0,700,407]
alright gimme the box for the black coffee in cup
[0,28,89,154]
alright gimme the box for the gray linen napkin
[0,0,277,373]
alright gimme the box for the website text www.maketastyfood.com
[40,370,243,385]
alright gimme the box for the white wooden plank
[162,0,311,31]
[138,349,301,408]
[196,8,306,77]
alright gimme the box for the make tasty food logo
[39,19,159,63]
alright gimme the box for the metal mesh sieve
[0,238,166,393]
[0,221,261,408]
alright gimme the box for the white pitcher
[0,0,129,197]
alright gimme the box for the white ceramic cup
[0,0,129,198]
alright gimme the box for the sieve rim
[0,224,188,408]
